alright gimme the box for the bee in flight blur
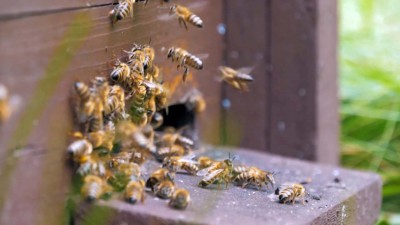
[275,183,306,205]
[169,4,203,30]
[109,0,136,24]
[218,66,254,91]
[167,47,203,82]
[169,188,190,210]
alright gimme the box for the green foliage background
[340,0,400,223]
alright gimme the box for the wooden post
[223,0,338,164]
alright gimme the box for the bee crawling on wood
[109,0,136,24]
[275,183,306,205]
[197,154,235,189]
[169,188,190,210]
[169,4,203,30]
[233,166,276,190]
[218,66,254,92]
[146,168,174,192]
[124,179,145,204]
[197,156,215,169]
[167,47,203,82]
[154,179,175,199]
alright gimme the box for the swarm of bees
[66,1,310,215]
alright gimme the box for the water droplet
[217,23,226,35]
[222,99,231,109]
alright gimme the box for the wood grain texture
[0,1,223,224]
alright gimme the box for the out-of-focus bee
[169,4,203,30]
[197,156,234,189]
[109,0,136,24]
[158,131,194,150]
[167,47,203,82]
[180,89,206,113]
[162,155,199,175]
[67,139,93,163]
[218,66,254,92]
[77,157,107,177]
[74,82,95,123]
[88,98,104,132]
[131,151,147,165]
[0,84,10,123]
[116,162,141,180]
[150,112,163,129]
[92,77,110,107]
[169,188,190,210]
[125,179,145,204]
[154,179,175,199]
[155,145,185,161]
[109,152,132,168]
[234,166,275,190]
[129,85,148,126]
[145,168,174,191]
[104,85,125,116]
[81,175,112,201]
[275,183,306,205]
[197,156,215,169]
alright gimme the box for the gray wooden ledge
[74,147,381,225]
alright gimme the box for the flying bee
[154,179,175,199]
[145,168,174,191]
[169,4,203,30]
[218,66,254,92]
[197,156,215,169]
[109,0,135,24]
[0,84,10,123]
[81,175,112,201]
[159,132,194,150]
[276,183,306,205]
[74,82,95,123]
[197,155,235,189]
[125,179,145,204]
[234,166,275,190]
[169,188,190,210]
[67,139,93,163]
[162,155,199,175]
[167,47,203,82]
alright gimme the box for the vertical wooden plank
[223,1,270,150]
[269,0,338,164]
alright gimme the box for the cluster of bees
[66,0,308,213]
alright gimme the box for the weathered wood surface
[0,1,223,224]
[223,0,338,164]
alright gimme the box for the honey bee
[180,89,206,113]
[129,85,148,126]
[104,85,125,116]
[81,175,112,201]
[116,162,141,180]
[167,47,203,82]
[155,145,185,161]
[125,179,145,204]
[232,165,250,176]
[74,82,95,123]
[92,77,110,106]
[169,4,203,30]
[276,183,306,205]
[88,98,104,132]
[234,166,275,190]
[131,151,147,165]
[110,61,132,90]
[218,66,254,91]
[109,0,135,24]
[109,152,132,168]
[0,84,10,123]
[67,139,93,163]
[162,155,199,175]
[145,168,174,191]
[197,156,215,169]
[197,156,234,189]
[159,132,194,150]
[77,157,107,177]
[154,179,175,199]
[169,188,190,210]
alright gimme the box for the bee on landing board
[275,183,306,205]
[124,179,145,204]
[154,179,175,199]
[197,155,235,189]
[169,4,203,30]
[197,156,215,169]
[145,168,174,191]
[162,155,199,175]
[81,175,112,201]
[218,66,254,92]
[234,166,275,190]
[167,47,203,82]
[169,188,190,210]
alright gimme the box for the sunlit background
[340,0,400,224]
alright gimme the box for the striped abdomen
[74,82,92,102]
[110,63,131,83]
[184,54,203,70]
[125,180,145,204]
[113,1,132,21]
[233,165,250,174]
[187,14,203,28]
[181,162,199,175]
[235,73,254,82]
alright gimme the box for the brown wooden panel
[0,1,223,224]
[223,1,270,150]
[269,0,338,164]
[0,0,113,19]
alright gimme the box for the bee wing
[203,169,224,180]
[196,166,213,176]
[196,53,209,60]
[157,13,174,22]
[177,158,199,165]
[236,66,254,75]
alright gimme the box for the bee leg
[183,68,188,82]
[178,17,188,30]
[241,182,248,188]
